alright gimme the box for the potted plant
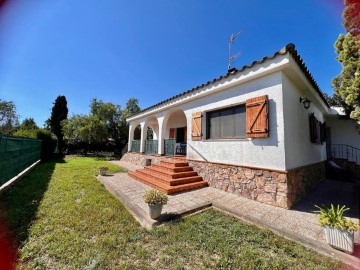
[315,204,359,254]
[143,189,168,219]
[98,166,109,176]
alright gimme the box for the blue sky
[0,0,345,126]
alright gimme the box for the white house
[123,43,360,209]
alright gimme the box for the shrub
[14,129,57,160]
[143,189,168,205]
[315,204,360,231]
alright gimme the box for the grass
[0,157,349,270]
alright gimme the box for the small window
[206,105,246,139]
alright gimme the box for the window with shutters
[206,105,246,139]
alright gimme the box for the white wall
[282,73,327,170]
[182,72,286,171]
[326,117,360,149]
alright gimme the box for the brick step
[136,169,203,186]
[143,167,198,179]
[160,159,189,167]
[152,163,193,173]
[128,171,207,194]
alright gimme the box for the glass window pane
[220,108,234,138]
[207,105,246,139]
[210,111,220,139]
[234,106,246,137]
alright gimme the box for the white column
[157,117,165,155]
[139,122,146,153]
[127,123,134,152]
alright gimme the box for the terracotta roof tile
[129,43,329,118]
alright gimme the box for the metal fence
[0,135,42,186]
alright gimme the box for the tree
[343,0,360,36]
[0,99,19,135]
[90,98,122,147]
[48,96,68,152]
[332,0,360,124]
[19,118,39,130]
[62,114,108,147]
[120,98,142,144]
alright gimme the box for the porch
[128,109,188,157]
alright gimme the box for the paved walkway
[101,160,360,268]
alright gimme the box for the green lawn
[0,157,348,270]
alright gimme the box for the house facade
[123,43,359,209]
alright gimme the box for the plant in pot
[98,166,109,176]
[143,189,168,219]
[315,204,359,254]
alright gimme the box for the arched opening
[144,116,159,154]
[162,109,187,156]
[130,122,141,152]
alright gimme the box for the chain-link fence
[0,135,42,186]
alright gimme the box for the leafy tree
[120,98,141,144]
[90,98,122,147]
[0,99,19,135]
[343,0,360,36]
[19,118,39,130]
[332,0,360,123]
[62,114,108,146]
[48,96,68,152]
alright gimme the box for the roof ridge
[128,43,329,119]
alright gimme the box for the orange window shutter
[191,112,202,141]
[246,95,269,138]
[169,128,175,139]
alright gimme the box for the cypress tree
[49,95,68,152]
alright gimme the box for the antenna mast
[228,31,242,71]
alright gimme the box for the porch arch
[160,109,188,156]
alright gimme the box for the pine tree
[332,0,360,123]
[49,96,68,152]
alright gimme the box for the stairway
[128,158,208,194]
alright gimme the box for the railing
[144,140,158,154]
[0,135,42,186]
[131,140,140,153]
[327,144,360,165]
[164,139,175,156]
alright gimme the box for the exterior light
[299,97,311,110]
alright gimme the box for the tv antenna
[228,31,242,71]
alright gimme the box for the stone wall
[120,152,170,167]
[188,160,290,208]
[188,160,326,209]
[287,161,326,206]
[121,153,326,209]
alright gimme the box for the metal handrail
[327,144,360,165]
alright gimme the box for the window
[206,105,246,139]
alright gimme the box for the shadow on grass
[0,158,64,247]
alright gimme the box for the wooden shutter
[309,113,317,143]
[246,95,269,138]
[191,112,202,141]
[169,128,175,139]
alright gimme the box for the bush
[315,204,360,231]
[143,189,168,205]
[14,129,57,160]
